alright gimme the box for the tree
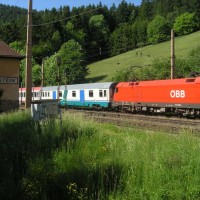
[139,0,154,20]
[110,23,137,56]
[88,14,110,60]
[45,39,86,85]
[173,12,198,35]
[115,0,135,24]
[133,19,148,47]
[147,15,170,44]
[64,21,86,45]
[51,30,62,52]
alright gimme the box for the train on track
[19,76,200,117]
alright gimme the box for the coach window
[72,91,76,97]
[89,90,93,97]
[104,90,107,97]
[99,90,103,97]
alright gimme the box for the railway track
[65,109,200,134]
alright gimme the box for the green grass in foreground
[86,31,200,82]
[1,111,200,199]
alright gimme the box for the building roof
[0,41,24,60]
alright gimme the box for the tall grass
[1,111,200,199]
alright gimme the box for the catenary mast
[25,0,32,108]
[171,30,175,79]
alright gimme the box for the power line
[6,25,25,43]
[29,0,121,27]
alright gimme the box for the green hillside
[85,31,200,82]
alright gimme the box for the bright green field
[85,31,200,82]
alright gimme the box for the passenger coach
[60,82,117,108]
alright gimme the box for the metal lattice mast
[171,29,175,79]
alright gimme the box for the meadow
[86,31,200,82]
[1,110,200,199]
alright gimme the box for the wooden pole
[41,59,44,87]
[25,0,32,108]
[171,29,175,79]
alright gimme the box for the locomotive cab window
[115,88,118,93]
[89,90,93,97]
[186,79,195,83]
[72,91,76,97]
[59,91,62,97]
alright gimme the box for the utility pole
[25,0,32,108]
[41,59,45,87]
[56,57,61,100]
[171,29,175,79]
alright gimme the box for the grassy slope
[85,31,200,82]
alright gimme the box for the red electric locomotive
[112,77,200,117]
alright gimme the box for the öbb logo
[170,90,185,98]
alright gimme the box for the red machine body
[113,77,200,113]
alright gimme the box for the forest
[0,0,200,85]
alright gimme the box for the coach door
[53,91,57,99]
[80,90,85,104]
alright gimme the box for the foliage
[147,15,170,44]
[115,0,136,24]
[133,19,149,47]
[173,12,198,35]
[1,111,200,199]
[44,39,86,85]
[64,21,86,45]
[51,30,62,52]
[88,14,110,60]
[9,41,26,55]
[110,23,137,56]
[0,1,200,85]
[112,66,143,82]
